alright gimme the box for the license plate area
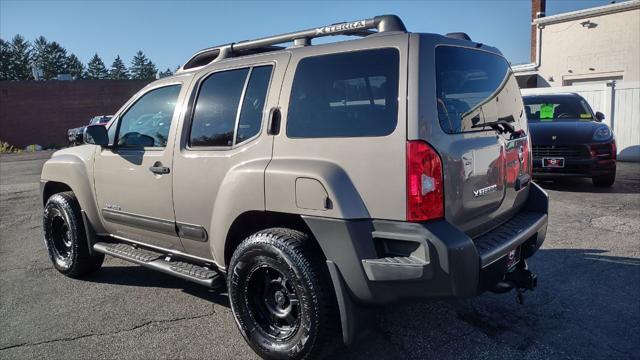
[505,247,521,270]
[542,157,565,168]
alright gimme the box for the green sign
[540,104,555,120]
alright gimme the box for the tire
[592,172,616,187]
[43,191,104,277]
[228,228,338,360]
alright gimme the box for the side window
[287,48,399,138]
[190,69,248,147]
[189,65,273,147]
[237,66,273,144]
[116,85,181,148]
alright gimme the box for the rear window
[435,46,523,134]
[523,96,593,122]
[287,48,399,138]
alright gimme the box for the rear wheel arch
[223,211,322,268]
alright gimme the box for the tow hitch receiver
[490,261,538,304]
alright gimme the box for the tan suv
[41,15,549,359]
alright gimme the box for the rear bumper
[304,182,549,305]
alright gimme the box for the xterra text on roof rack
[41,15,548,359]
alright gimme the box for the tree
[0,39,9,80]
[109,55,129,79]
[30,36,68,80]
[158,67,173,78]
[66,53,84,79]
[130,50,157,80]
[85,53,108,79]
[7,35,32,80]
[30,35,48,79]
[45,41,68,78]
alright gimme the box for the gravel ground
[1,151,639,360]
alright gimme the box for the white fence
[521,81,640,161]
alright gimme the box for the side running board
[93,242,224,289]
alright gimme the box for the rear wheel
[592,172,616,187]
[43,192,104,277]
[228,228,338,359]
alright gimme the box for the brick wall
[0,80,151,148]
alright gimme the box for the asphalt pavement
[1,151,639,359]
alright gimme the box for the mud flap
[326,260,373,345]
[81,210,97,256]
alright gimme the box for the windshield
[524,96,593,123]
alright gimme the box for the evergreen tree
[45,41,68,78]
[85,53,108,79]
[0,39,10,80]
[144,59,158,79]
[158,67,173,78]
[30,36,49,79]
[109,55,129,79]
[130,50,157,79]
[29,36,69,80]
[8,35,32,80]
[66,53,84,79]
[129,51,147,79]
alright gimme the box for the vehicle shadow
[536,174,640,194]
[83,248,640,359]
[84,265,230,307]
[332,248,640,359]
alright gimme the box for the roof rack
[180,14,406,71]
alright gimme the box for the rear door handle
[149,162,170,175]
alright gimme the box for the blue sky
[1,0,612,71]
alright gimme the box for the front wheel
[43,192,104,277]
[228,228,338,359]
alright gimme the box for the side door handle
[267,107,281,135]
[149,162,170,175]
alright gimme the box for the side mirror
[84,125,109,146]
[595,111,605,122]
[73,129,85,144]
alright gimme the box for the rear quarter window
[287,48,399,138]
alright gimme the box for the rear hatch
[415,35,530,237]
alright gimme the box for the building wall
[536,7,640,87]
[0,80,151,148]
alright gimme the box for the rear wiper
[472,116,515,134]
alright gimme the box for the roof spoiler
[181,15,406,71]
[445,32,472,41]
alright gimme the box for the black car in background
[67,115,112,146]
[524,93,616,187]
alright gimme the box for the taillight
[407,141,444,222]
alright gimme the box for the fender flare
[41,150,105,234]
